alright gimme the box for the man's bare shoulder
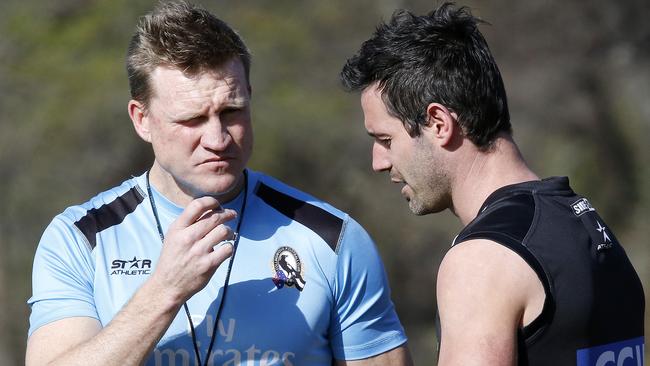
[437,239,544,318]
[435,239,545,365]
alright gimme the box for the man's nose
[371,142,391,172]
[200,116,231,151]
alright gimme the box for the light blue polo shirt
[28,170,407,365]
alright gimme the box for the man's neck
[450,134,539,226]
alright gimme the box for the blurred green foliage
[1,0,648,364]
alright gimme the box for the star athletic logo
[272,246,306,291]
[110,256,152,276]
[595,221,613,252]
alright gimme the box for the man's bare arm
[436,239,545,366]
[26,197,235,366]
[26,277,181,366]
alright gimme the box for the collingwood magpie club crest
[272,246,306,291]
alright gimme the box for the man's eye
[178,117,204,125]
[222,107,242,116]
[378,138,391,147]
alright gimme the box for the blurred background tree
[1,0,648,364]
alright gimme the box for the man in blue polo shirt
[26,2,412,365]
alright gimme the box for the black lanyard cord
[145,170,248,366]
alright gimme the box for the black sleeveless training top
[437,177,645,365]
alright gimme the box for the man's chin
[408,203,428,216]
[201,173,245,199]
[408,198,444,216]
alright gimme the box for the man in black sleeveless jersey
[341,2,645,365]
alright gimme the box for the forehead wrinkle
[199,72,250,107]
[151,70,249,121]
[220,74,250,103]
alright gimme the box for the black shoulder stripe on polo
[74,186,145,249]
[255,182,343,252]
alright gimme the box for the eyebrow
[366,131,389,139]
[224,99,250,108]
[170,98,250,121]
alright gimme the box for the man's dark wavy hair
[127,1,251,109]
[341,2,511,150]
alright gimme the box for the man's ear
[128,100,152,143]
[423,103,459,147]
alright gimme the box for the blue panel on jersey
[576,337,644,366]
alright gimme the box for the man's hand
[152,196,237,304]
[26,196,237,366]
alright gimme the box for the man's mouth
[389,174,404,184]
[200,155,235,164]
[198,157,235,169]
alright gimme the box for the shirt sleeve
[329,216,407,360]
[27,215,98,336]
